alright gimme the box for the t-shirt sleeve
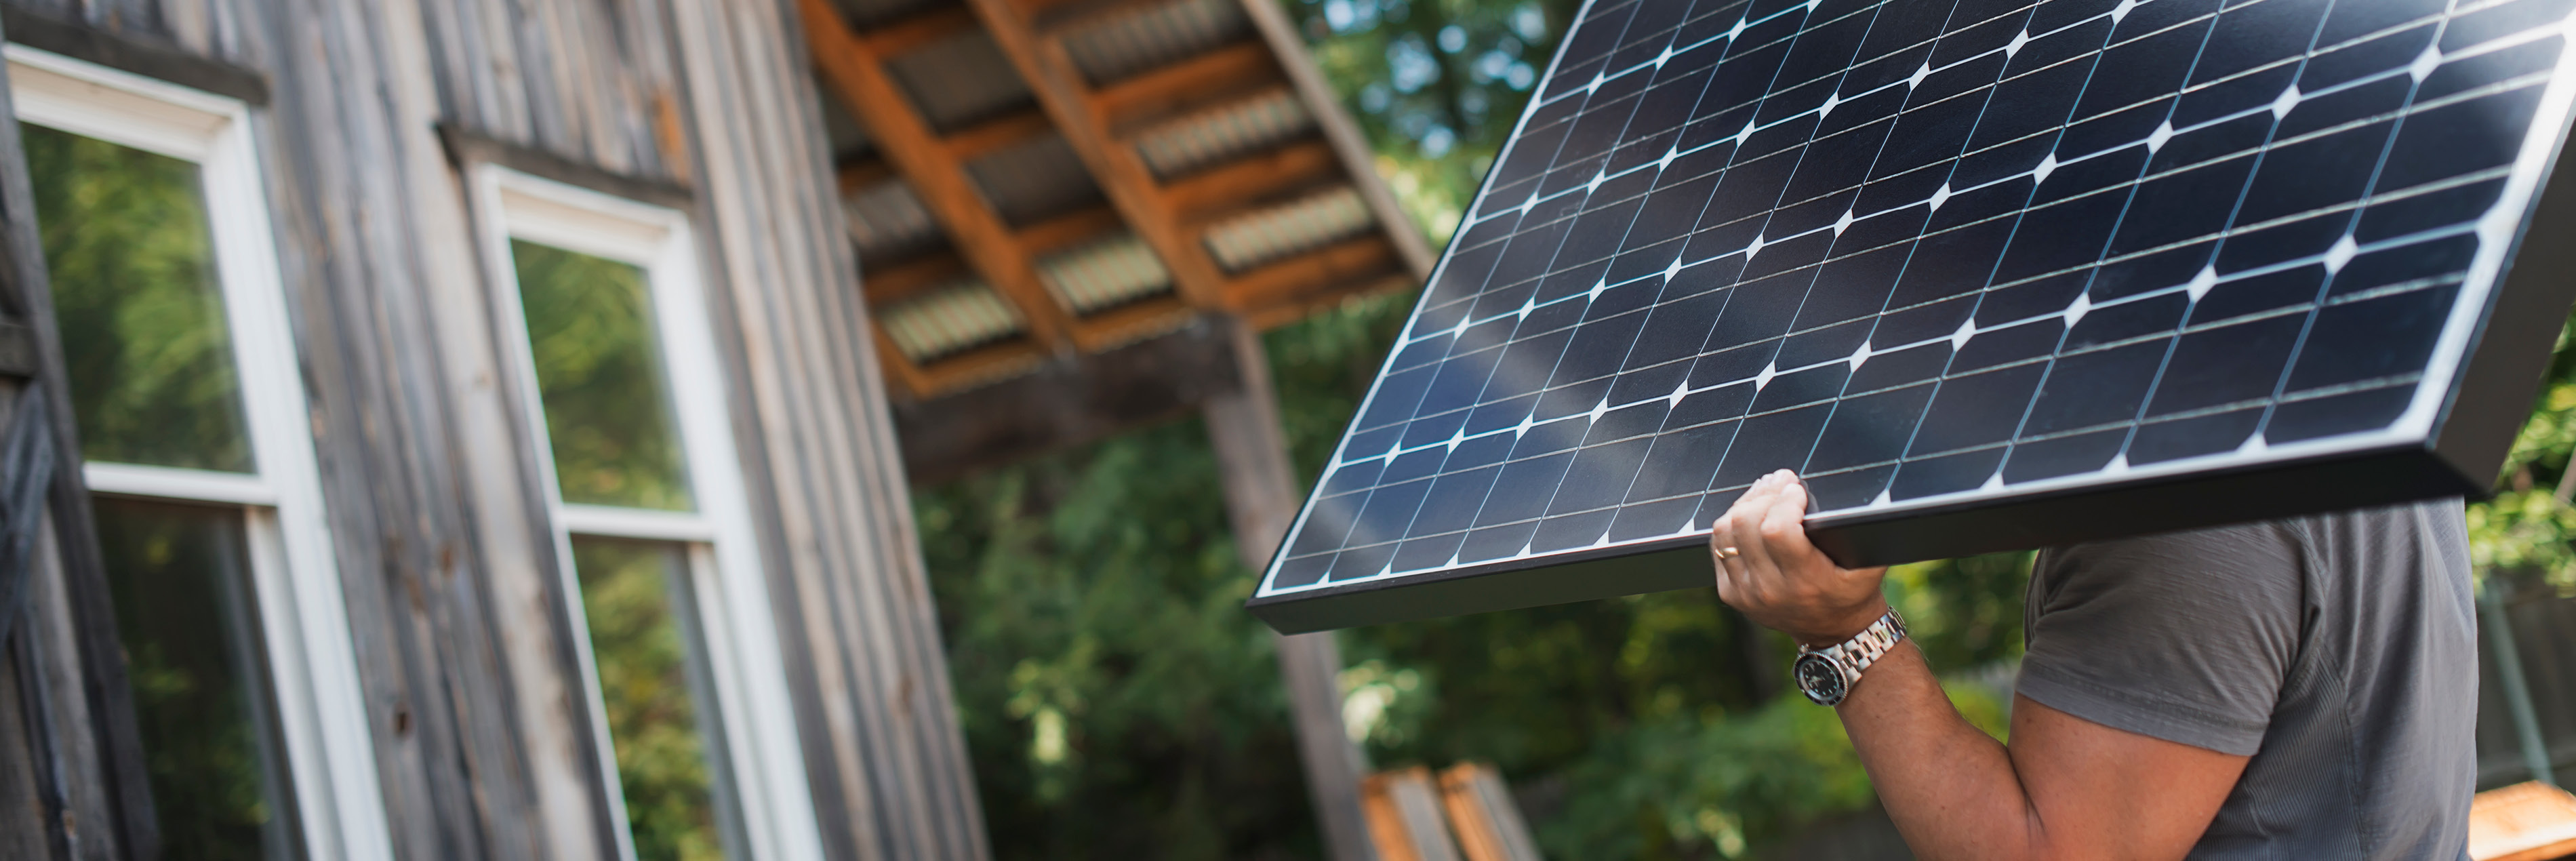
[2014,522,2308,756]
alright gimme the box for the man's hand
[1710,469,1889,645]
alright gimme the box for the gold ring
[1716,546,1742,560]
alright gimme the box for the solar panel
[1248,0,2576,633]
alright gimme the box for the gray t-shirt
[2016,499,2476,860]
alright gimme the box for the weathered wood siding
[666,0,990,857]
[0,1,986,859]
[417,0,685,182]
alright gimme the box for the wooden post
[1201,317,1377,861]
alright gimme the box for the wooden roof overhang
[800,0,1432,479]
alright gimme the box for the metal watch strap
[1805,609,1906,683]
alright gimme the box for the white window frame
[5,45,395,861]
[469,164,824,861]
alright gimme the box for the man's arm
[1712,470,2250,861]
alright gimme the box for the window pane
[28,124,254,473]
[571,536,727,861]
[94,498,298,861]
[512,240,693,510]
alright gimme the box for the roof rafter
[959,0,1235,312]
[803,0,1079,357]
[943,106,1053,161]
[1094,41,1279,130]
[1162,140,1340,222]
[862,5,980,56]
[837,157,895,192]
[858,252,968,304]
[1226,234,1398,312]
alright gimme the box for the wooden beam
[1161,139,1338,222]
[1014,0,1089,20]
[870,316,935,399]
[1241,273,1414,330]
[891,321,1238,483]
[1095,41,1279,130]
[942,106,1053,161]
[837,157,895,194]
[1071,292,1193,346]
[1224,235,1398,311]
[961,0,1237,314]
[860,5,980,57]
[1438,763,1545,861]
[1361,767,1464,861]
[805,0,1077,353]
[1013,205,1123,255]
[860,251,969,304]
[917,338,1049,395]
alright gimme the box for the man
[1710,469,2476,860]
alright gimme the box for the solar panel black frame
[1248,0,2576,634]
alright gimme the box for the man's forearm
[1834,641,2044,861]
[1714,473,2249,860]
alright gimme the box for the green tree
[917,412,1330,859]
[2465,317,2576,591]
[1288,0,1583,245]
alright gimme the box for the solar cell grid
[1251,0,2576,631]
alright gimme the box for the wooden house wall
[666,0,988,857]
[0,1,985,859]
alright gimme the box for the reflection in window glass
[512,240,693,511]
[572,536,727,861]
[94,498,298,861]
[27,124,253,473]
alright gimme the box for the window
[7,46,393,860]
[471,166,822,861]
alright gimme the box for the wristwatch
[1793,609,1907,707]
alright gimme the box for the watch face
[1795,654,1848,706]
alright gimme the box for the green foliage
[571,539,724,861]
[917,421,1321,860]
[27,123,254,473]
[1538,682,2005,860]
[1285,0,1583,245]
[93,498,285,861]
[1885,551,2031,670]
[513,240,696,512]
[2467,317,2576,591]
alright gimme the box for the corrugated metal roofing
[1133,88,1312,179]
[885,31,1032,132]
[1061,0,1252,85]
[842,179,943,261]
[965,134,1103,225]
[1201,185,1372,273]
[1039,232,1173,313]
[877,277,1025,361]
